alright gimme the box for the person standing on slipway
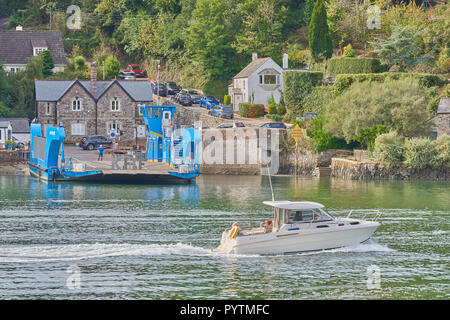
[98,145,104,161]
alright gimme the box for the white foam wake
[0,243,217,263]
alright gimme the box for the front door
[233,93,243,112]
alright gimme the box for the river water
[0,175,448,299]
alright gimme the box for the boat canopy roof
[263,201,325,210]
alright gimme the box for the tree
[325,78,433,143]
[308,0,332,60]
[104,55,120,79]
[234,0,284,61]
[38,50,55,77]
[0,102,10,117]
[187,0,234,79]
[303,0,315,26]
[370,25,433,71]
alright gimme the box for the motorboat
[214,201,381,255]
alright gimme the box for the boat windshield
[285,208,334,224]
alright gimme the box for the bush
[343,44,355,57]
[375,132,405,167]
[277,104,286,116]
[283,71,323,117]
[327,57,385,75]
[248,104,265,118]
[224,95,231,105]
[433,135,450,168]
[269,114,282,121]
[239,103,250,117]
[267,95,277,115]
[404,138,437,169]
[333,72,445,95]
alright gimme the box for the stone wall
[331,158,449,181]
[0,150,29,163]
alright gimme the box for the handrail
[346,210,353,219]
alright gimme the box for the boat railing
[343,210,382,222]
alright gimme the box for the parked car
[176,93,193,106]
[80,136,113,150]
[208,105,234,119]
[165,82,181,95]
[181,89,201,104]
[217,122,245,129]
[200,95,220,109]
[259,122,287,129]
[125,64,145,78]
[152,82,168,97]
[118,71,136,80]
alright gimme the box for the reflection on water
[0,175,448,299]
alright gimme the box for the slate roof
[437,97,450,114]
[35,80,153,102]
[233,58,271,79]
[0,30,66,65]
[0,121,11,128]
[0,118,30,133]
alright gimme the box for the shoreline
[0,162,29,176]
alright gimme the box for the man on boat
[98,145,104,161]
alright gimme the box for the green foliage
[404,138,437,169]
[375,131,405,167]
[0,102,11,117]
[224,95,231,105]
[269,114,282,122]
[308,0,332,60]
[38,50,55,78]
[302,86,334,115]
[333,72,445,95]
[283,71,323,118]
[239,103,250,117]
[287,44,312,69]
[267,95,277,115]
[277,104,286,116]
[433,135,450,168]
[327,57,385,75]
[302,0,315,26]
[353,125,387,151]
[370,25,434,72]
[308,115,356,152]
[104,55,120,79]
[342,44,355,57]
[325,78,433,143]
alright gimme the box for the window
[264,75,277,84]
[9,67,20,73]
[138,104,143,116]
[46,103,51,115]
[259,75,263,84]
[72,98,82,111]
[33,47,47,57]
[111,97,120,111]
[71,123,85,135]
[108,121,121,133]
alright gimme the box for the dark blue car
[208,105,234,119]
[200,95,220,109]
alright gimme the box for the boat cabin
[263,201,335,232]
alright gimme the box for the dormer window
[33,47,47,56]
[258,68,281,85]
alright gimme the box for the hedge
[283,71,323,117]
[239,103,265,118]
[224,95,231,105]
[327,57,385,75]
[333,72,446,94]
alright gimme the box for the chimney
[16,25,23,31]
[252,52,258,61]
[90,61,97,96]
[283,53,288,69]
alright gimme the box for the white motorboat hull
[215,221,380,255]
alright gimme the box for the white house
[229,53,287,112]
[0,121,12,145]
[0,118,30,146]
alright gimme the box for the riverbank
[331,158,449,181]
[0,162,28,176]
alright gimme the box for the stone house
[35,63,153,141]
[0,27,66,73]
[431,97,450,138]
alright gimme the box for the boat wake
[0,240,393,263]
[0,243,220,263]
